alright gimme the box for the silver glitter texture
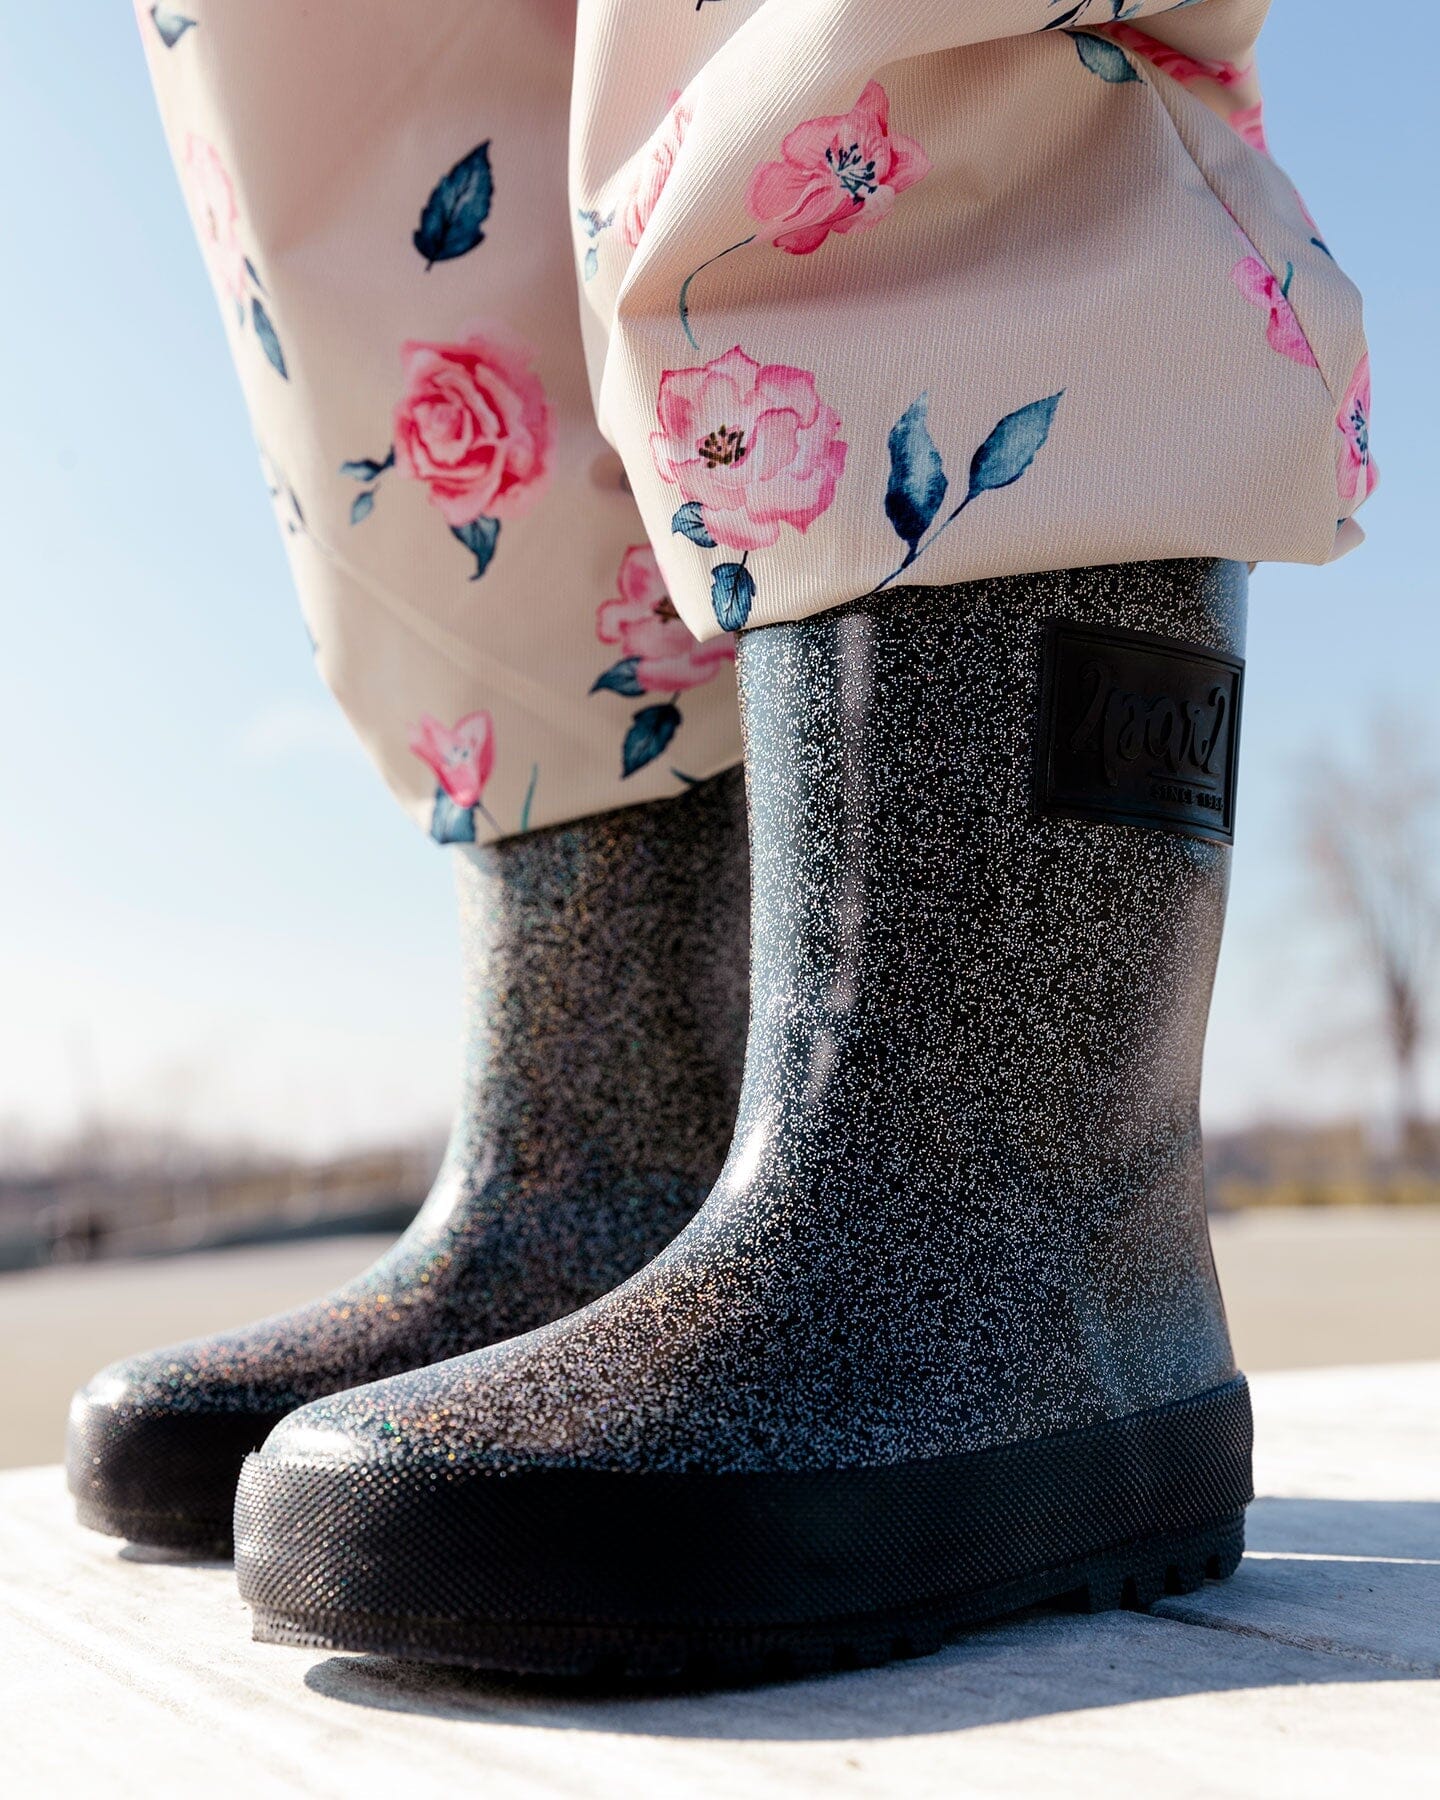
[266,559,1248,1479]
[68,770,748,1440]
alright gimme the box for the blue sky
[1,3,1435,1157]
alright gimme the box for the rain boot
[68,770,748,1551]
[234,561,1252,1676]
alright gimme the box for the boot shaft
[735,561,1246,1203]
[444,767,750,1187]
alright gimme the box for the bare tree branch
[1301,714,1440,1162]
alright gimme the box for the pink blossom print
[1231,257,1316,367]
[652,345,846,554]
[746,81,930,256]
[409,711,495,810]
[182,134,246,303]
[590,547,736,777]
[623,99,692,249]
[393,326,552,528]
[596,547,736,692]
[1336,355,1377,503]
[676,79,926,350]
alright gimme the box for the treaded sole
[237,1377,1252,1685]
[249,1512,1245,1684]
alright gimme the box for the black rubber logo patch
[1035,621,1243,844]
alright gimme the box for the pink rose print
[746,80,930,256]
[596,547,735,692]
[393,326,552,528]
[183,133,246,303]
[409,711,495,810]
[651,345,846,554]
[1231,257,1316,367]
[1336,354,1377,504]
[623,99,692,250]
[345,324,552,577]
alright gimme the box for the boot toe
[234,1354,1254,1681]
[67,1353,293,1553]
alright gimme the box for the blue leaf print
[710,561,756,631]
[884,393,949,553]
[591,657,647,697]
[1073,32,1139,81]
[452,515,501,580]
[583,245,599,282]
[340,451,396,481]
[150,6,196,48]
[577,209,614,239]
[243,256,265,293]
[1043,0,1134,23]
[964,392,1064,504]
[350,490,376,525]
[519,763,540,833]
[672,501,718,548]
[430,790,477,845]
[413,142,493,267]
[622,704,682,778]
[874,391,1066,590]
[251,297,288,378]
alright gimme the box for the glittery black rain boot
[236,560,1253,1678]
[68,771,748,1551]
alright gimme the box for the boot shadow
[116,1542,231,1571]
[300,1496,1440,1739]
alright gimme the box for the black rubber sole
[67,1397,286,1554]
[73,1495,234,1557]
[249,1512,1245,1683]
[236,1375,1252,1684]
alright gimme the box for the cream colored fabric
[138,0,1372,845]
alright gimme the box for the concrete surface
[2,1362,1436,1797]
[3,1205,1439,1472]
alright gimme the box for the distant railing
[0,1144,441,1271]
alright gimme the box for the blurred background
[1,4,1437,1468]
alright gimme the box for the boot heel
[1061,1513,1246,1615]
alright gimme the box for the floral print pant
[139,0,1372,846]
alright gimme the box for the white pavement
[2,1363,1437,1798]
